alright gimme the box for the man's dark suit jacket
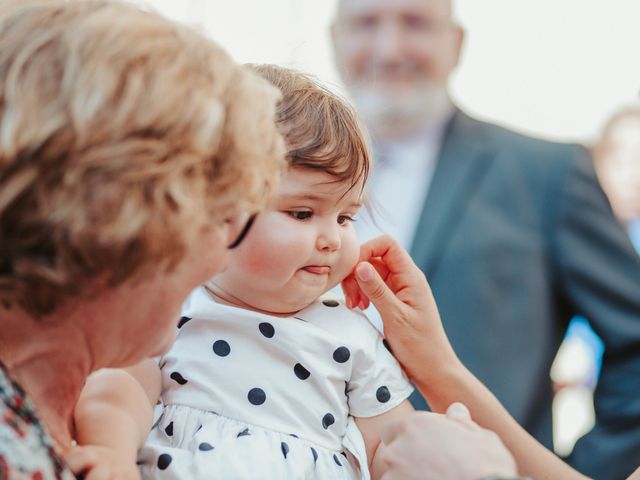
[407,109,640,480]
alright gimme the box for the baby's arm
[67,358,161,479]
[355,399,414,479]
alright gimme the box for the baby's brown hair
[248,64,370,194]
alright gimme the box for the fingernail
[346,298,353,309]
[356,263,373,281]
[358,300,366,310]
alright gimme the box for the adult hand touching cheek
[341,234,462,397]
[372,403,518,480]
[343,236,590,480]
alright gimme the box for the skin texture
[56,219,248,479]
[331,0,464,138]
[211,167,364,315]
[3,221,236,451]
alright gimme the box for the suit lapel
[409,110,495,277]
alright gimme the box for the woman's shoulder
[0,364,75,479]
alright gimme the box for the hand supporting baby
[372,403,517,480]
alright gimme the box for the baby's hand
[65,445,141,480]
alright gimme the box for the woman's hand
[341,235,460,387]
[372,403,518,480]
[65,445,141,480]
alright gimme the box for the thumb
[445,402,471,422]
[355,262,399,317]
[446,402,480,431]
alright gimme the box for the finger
[357,235,415,275]
[380,411,441,444]
[446,402,481,431]
[368,256,391,282]
[343,252,391,310]
[64,447,95,474]
[340,272,360,309]
[354,262,401,318]
[445,402,471,422]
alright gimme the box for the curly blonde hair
[0,1,285,316]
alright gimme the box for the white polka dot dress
[138,287,413,479]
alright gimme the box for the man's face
[597,114,640,222]
[332,0,463,135]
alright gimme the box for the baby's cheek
[337,239,361,279]
[241,237,296,279]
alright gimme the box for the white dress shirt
[356,125,446,249]
[350,120,449,330]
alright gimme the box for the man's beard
[346,81,451,139]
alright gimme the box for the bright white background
[143,0,640,143]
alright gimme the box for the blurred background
[144,0,640,143]
[141,0,639,457]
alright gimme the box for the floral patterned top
[0,361,75,480]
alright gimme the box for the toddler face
[212,167,363,314]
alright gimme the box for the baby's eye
[337,215,355,225]
[287,210,313,221]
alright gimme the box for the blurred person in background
[549,106,640,458]
[331,0,640,477]
[594,106,640,253]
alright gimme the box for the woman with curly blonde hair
[0,1,283,477]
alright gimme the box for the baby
[73,65,414,480]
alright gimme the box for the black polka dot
[212,340,230,357]
[311,447,318,464]
[383,338,393,353]
[376,386,391,403]
[177,316,191,328]
[248,388,266,405]
[344,381,349,397]
[281,441,289,459]
[259,322,275,338]
[333,453,342,466]
[195,425,202,433]
[157,453,172,470]
[237,428,250,437]
[294,363,310,380]
[289,433,299,438]
[198,442,214,451]
[333,347,350,363]
[322,299,340,307]
[164,421,173,436]
[322,413,335,429]
[170,372,187,385]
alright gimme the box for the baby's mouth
[302,265,331,275]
